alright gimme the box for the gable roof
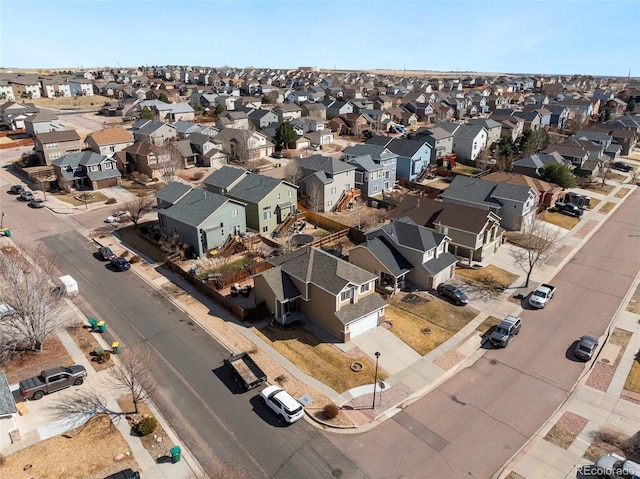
[228,172,294,204]
[373,217,445,252]
[440,175,534,206]
[342,143,397,162]
[87,127,134,145]
[297,154,356,175]
[357,236,413,277]
[35,130,81,143]
[483,172,561,194]
[159,188,236,227]
[203,165,249,190]
[256,266,302,301]
[512,151,569,169]
[155,181,193,204]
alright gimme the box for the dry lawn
[67,325,114,373]
[30,95,112,109]
[54,191,110,207]
[624,350,640,393]
[253,324,387,393]
[385,294,478,355]
[610,328,632,349]
[1,336,73,384]
[539,209,582,230]
[627,286,640,314]
[117,223,167,263]
[615,187,631,198]
[476,316,502,336]
[504,473,526,479]
[455,264,518,290]
[544,424,577,449]
[599,201,617,213]
[588,198,601,210]
[0,416,139,479]
[581,183,616,194]
[452,165,482,176]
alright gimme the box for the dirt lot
[1,336,73,384]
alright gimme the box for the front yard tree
[158,93,171,104]
[597,163,613,188]
[510,214,560,288]
[275,122,296,151]
[0,245,65,360]
[140,106,154,120]
[538,163,577,188]
[160,142,185,183]
[123,194,156,227]
[109,345,156,414]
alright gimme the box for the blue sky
[1,0,639,77]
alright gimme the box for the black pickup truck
[19,365,87,400]
[224,352,267,391]
[554,201,584,217]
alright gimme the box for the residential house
[0,371,18,450]
[492,115,525,142]
[247,109,279,130]
[0,101,39,130]
[444,123,488,162]
[33,130,83,166]
[342,144,398,197]
[217,111,250,130]
[413,126,454,164]
[483,172,562,208]
[114,141,169,178]
[131,120,177,146]
[156,182,247,258]
[574,130,612,148]
[9,76,42,99]
[52,150,121,190]
[273,104,303,122]
[439,175,538,231]
[322,100,354,119]
[169,139,199,168]
[348,217,458,292]
[203,166,297,234]
[388,197,503,262]
[304,129,334,147]
[23,111,65,136]
[386,106,418,127]
[85,127,134,158]
[544,104,569,130]
[301,102,327,120]
[403,102,437,123]
[253,246,387,341]
[213,128,274,161]
[365,136,432,182]
[296,154,358,212]
[543,142,590,169]
[68,78,94,97]
[188,133,227,168]
[512,151,572,180]
[0,80,15,102]
[467,118,503,147]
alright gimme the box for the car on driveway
[28,198,45,208]
[260,385,305,423]
[611,161,632,172]
[98,247,116,261]
[20,190,34,201]
[436,284,469,305]
[110,256,130,272]
[10,184,24,195]
[575,335,599,360]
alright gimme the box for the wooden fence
[0,138,33,149]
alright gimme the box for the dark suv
[110,256,130,272]
[612,161,632,172]
[436,284,469,305]
[104,469,140,479]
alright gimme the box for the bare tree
[306,184,323,215]
[0,244,65,359]
[510,214,560,288]
[160,142,185,183]
[34,171,53,200]
[122,194,156,227]
[597,163,613,188]
[283,158,303,186]
[108,345,156,414]
[232,129,256,167]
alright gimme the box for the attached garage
[346,310,380,339]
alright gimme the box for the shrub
[121,250,130,258]
[323,403,339,420]
[105,198,117,205]
[274,374,287,385]
[129,255,142,264]
[140,226,149,235]
[95,350,111,364]
[134,416,158,436]
[192,171,205,180]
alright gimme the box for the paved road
[327,189,640,479]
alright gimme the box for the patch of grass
[539,209,582,230]
[452,165,482,176]
[615,187,631,198]
[624,350,640,393]
[627,286,640,314]
[476,315,502,336]
[584,442,618,462]
[588,198,601,210]
[544,424,577,449]
[67,325,113,373]
[253,325,387,393]
[54,191,109,206]
[610,328,632,348]
[0,415,138,479]
[504,231,533,248]
[599,201,617,213]
[455,264,518,289]
[580,183,616,194]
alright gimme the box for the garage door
[348,310,380,339]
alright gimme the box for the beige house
[86,127,134,157]
[33,130,83,165]
[253,247,387,341]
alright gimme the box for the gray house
[322,100,354,119]
[365,136,432,182]
[439,175,537,231]
[342,144,398,197]
[132,120,177,146]
[247,109,279,130]
[52,150,121,190]
[512,151,571,178]
[24,111,65,136]
[297,155,358,212]
[156,182,247,258]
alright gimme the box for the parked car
[20,190,34,201]
[271,151,283,159]
[554,201,584,217]
[103,469,141,479]
[28,198,45,208]
[98,246,116,261]
[489,315,522,348]
[19,365,87,400]
[436,284,469,305]
[105,210,131,224]
[110,256,130,272]
[612,161,632,172]
[528,283,556,309]
[588,453,640,479]
[10,184,24,194]
[260,385,305,423]
[575,335,599,360]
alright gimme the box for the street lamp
[372,351,380,410]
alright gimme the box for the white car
[105,210,131,224]
[260,385,305,423]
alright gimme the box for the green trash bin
[89,317,98,330]
[170,445,181,463]
[97,320,106,333]
[3,229,10,237]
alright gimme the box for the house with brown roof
[33,130,83,166]
[388,196,503,262]
[86,127,134,157]
[114,141,169,179]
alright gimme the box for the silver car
[575,335,599,360]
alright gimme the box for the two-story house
[23,111,65,136]
[131,120,177,146]
[0,101,40,130]
[85,127,134,158]
[296,155,358,212]
[33,130,83,166]
[114,141,169,178]
[253,247,387,341]
[187,133,227,168]
[273,104,303,122]
[213,128,274,161]
[247,109,279,130]
[365,136,432,182]
[443,123,488,162]
[342,144,397,197]
[52,150,121,190]
[322,100,354,120]
[439,175,538,231]
[156,182,247,258]
[203,166,298,234]
[388,196,503,262]
[413,126,454,164]
[467,118,503,147]
[349,217,459,292]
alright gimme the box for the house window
[360,283,369,293]
[104,162,112,169]
[373,185,379,193]
[277,193,281,200]
[287,190,292,197]
[330,187,336,195]
[327,200,333,207]
[355,172,363,184]
[232,208,239,217]
[49,152,62,160]
[90,165,99,172]
[340,289,353,302]
[109,146,116,153]
[46,143,59,150]
[263,209,271,220]
[346,171,350,176]
[262,226,268,232]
